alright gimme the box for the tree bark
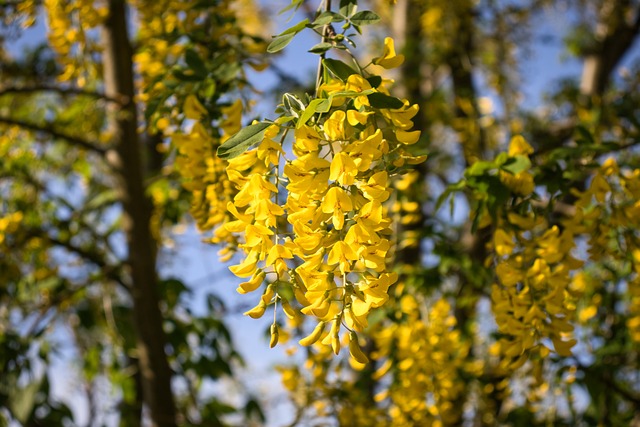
[580,1,640,97]
[101,1,177,426]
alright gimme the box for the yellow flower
[359,171,390,202]
[396,129,421,145]
[589,172,610,203]
[345,74,372,109]
[221,99,243,135]
[324,110,347,141]
[373,37,405,69]
[229,251,260,278]
[237,270,266,294]
[330,152,358,186]
[184,94,208,120]
[493,228,515,256]
[327,241,358,274]
[266,244,294,276]
[508,135,533,156]
[321,186,353,230]
[347,110,373,126]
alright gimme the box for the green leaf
[339,0,357,17]
[278,0,304,14]
[435,180,466,214]
[283,93,305,114]
[493,152,509,166]
[312,11,344,27]
[308,42,333,54]
[575,125,595,145]
[367,92,405,109]
[185,48,207,78]
[245,398,266,423]
[86,189,119,210]
[297,98,331,127]
[471,201,485,233]
[267,33,296,53]
[329,89,375,98]
[267,19,310,53]
[366,75,382,88]
[217,122,271,159]
[144,93,166,120]
[281,18,310,35]
[172,69,202,82]
[350,10,380,26]
[322,58,357,81]
[501,155,531,175]
[465,160,495,177]
[9,376,43,424]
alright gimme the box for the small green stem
[315,0,332,97]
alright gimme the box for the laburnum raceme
[41,0,108,85]
[562,159,640,344]
[490,141,640,371]
[172,97,245,260]
[372,296,469,425]
[218,20,425,359]
[490,136,583,371]
[141,0,267,253]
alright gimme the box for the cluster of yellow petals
[133,0,266,108]
[15,0,39,28]
[172,97,244,259]
[492,219,582,370]
[491,136,582,371]
[498,135,535,196]
[276,294,469,426]
[134,0,222,100]
[628,249,640,343]
[277,347,387,426]
[373,296,469,426]
[43,0,107,85]
[565,159,640,344]
[225,42,425,358]
[0,211,23,246]
[492,146,640,371]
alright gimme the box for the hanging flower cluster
[172,97,244,260]
[133,0,268,252]
[562,159,640,344]
[373,296,469,425]
[218,33,425,358]
[491,136,583,371]
[43,0,107,85]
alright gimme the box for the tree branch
[580,4,640,96]
[41,234,128,290]
[0,116,108,155]
[0,0,36,6]
[0,85,129,105]
[577,363,640,407]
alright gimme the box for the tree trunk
[101,1,177,426]
[580,1,640,97]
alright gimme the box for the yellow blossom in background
[373,37,405,69]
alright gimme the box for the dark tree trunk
[101,1,177,425]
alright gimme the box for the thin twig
[0,85,129,105]
[42,234,128,289]
[0,116,108,155]
[315,0,333,97]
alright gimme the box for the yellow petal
[299,321,326,346]
[373,37,405,69]
[349,332,369,364]
[184,94,208,120]
[396,129,421,145]
[237,270,266,294]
